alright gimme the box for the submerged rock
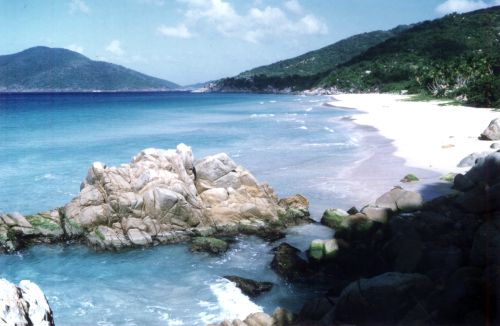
[208,308,294,326]
[0,278,55,326]
[190,236,228,254]
[223,275,273,297]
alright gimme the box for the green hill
[320,6,500,107]
[0,46,178,92]
[214,26,409,92]
[214,6,500,108]
[238,26,409,78]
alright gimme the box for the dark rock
[223,275,273,297]
[346,206,359,215]
[297,297,334,322]
[491,142,500,149]
[190,237,228,254]
[420,245,464,280]
[480,118,500,140]
[437,267,484,323]
[454,184,494,213]
[271,243,310,281]
[470,219,500,266]
[333,272,432,324]
[453,173,475,191]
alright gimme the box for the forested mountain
[238,26,409,78]
[0,47,178,92]
[320,6,500,107]
[214,6,500,107]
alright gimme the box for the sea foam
[205,278,262,323]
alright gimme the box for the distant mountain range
[0,46,178,92]
[214,6,500,108]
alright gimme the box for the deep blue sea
[0,92,367,325]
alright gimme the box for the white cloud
[105,40,124,56]
[158,24,193,38]
[284,0,303,14]
[66,44,84,54]
[69,0,90,14]
[164,0,327,43]
[435,0,495,14]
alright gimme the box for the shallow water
[0,92,361,325]
[0,92,365,217]
[0,224,332,325]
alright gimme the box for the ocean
[0,92,368,325]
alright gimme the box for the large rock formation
[0,145,308,252]
[0,279,54,326]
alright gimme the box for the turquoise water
[0,92,364,325]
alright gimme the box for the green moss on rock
[321,208,349,229]
[401,174,419,183]
[308,239,339,261]
[26,215,61,232]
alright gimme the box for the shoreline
[326,93,499,204]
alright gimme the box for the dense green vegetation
[215,6,500,108]
[322,6,500,107]
[238,26,408,78]
[0,46,178,91]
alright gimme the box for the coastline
[326,93,499,204]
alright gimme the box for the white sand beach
[326,93,499,205]
[332,93,499,174]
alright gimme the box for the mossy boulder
[321,208,349,229]
[190,237,229,254]
[401,174,419,183]
[308,239,339,261]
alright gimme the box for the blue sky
[1,0,499,85]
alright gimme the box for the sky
[1,0,499,85]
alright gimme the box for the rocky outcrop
[480,117,500,140]
[0,145,310,252]
[0,279,54,326]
